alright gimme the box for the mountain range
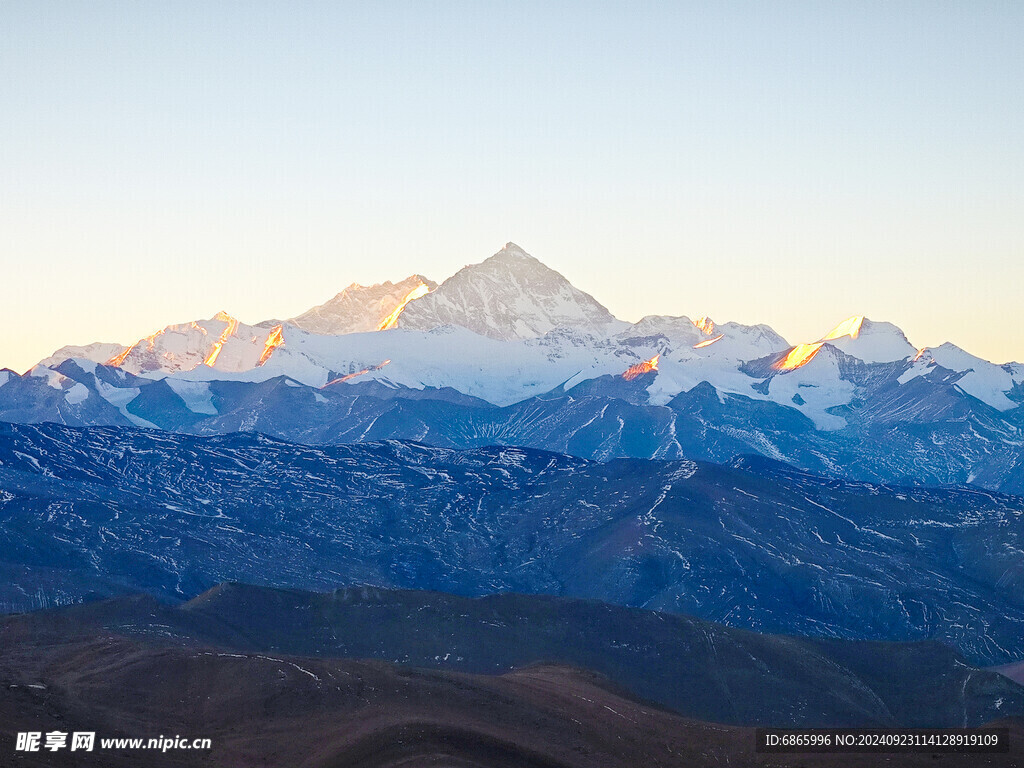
[4,243,1022,493]
[4,241,1024,762]
[2,420,1022,665]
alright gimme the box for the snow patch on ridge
[166,379,218,415]
[64,383,89,405]
[767,346,855,430]
[926,344,1018,411]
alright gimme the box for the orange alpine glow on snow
[377,283,432,331]
[257,325,286,366]
[623,355,660,380]
[775,342,824,371]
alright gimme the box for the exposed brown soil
[2,634,1022,768]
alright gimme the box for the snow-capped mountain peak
[394,243,622,341]
[93,314,289,375]
[819,316,916,363]
[919,342,1024,411]
[37,342,129,371]
[821,314,865,341]
[288,275,436,335]
[776,315,917,371]
[488,241,535,263]
[693,316,716,335]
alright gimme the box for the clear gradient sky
[2,1,1022,372]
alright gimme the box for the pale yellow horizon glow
[2,3,1021,371]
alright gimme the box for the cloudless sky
[2,1,1022,372]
